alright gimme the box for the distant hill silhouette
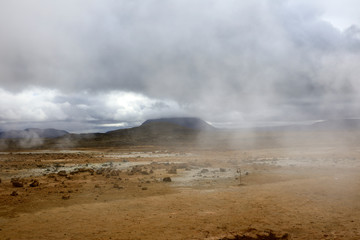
[56,117,215,149]
[310,119,360,130]
[141,117,215,131]
[256,119,360,132]
[3,118,360,150]
[0,128,69,139]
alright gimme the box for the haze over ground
[1,0,360,133]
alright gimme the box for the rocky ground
[1,146,360,239]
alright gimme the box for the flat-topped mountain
[141,117,215,131]
[3,118,360,150]
[62,117,215,149]
[0,128,69,139]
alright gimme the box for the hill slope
[0,128,69,139]
[141,117,215,131]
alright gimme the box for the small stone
[141,187,148,190]
[220,168,226,172]
[163,177,172,182]
[57,170,67,177]
[10,191,18,196]
[110,170,120,176]
[70,170,79,175]
[29,180,39,187]
[113,184,123,189]
[11,179,23,188]
[167,167,177,174]
[62,195,70,200]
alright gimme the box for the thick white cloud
[297,0,360,29]
[0,88,185,132]
[0,88,68,122]
[0,0,360,131]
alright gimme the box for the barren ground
[1,146,360,239]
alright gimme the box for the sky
[0,0,360,133]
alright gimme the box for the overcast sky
[1,0,360,132]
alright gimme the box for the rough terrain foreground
[1,147,360,240]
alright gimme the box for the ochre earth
[1,147,360,239]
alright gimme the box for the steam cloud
[0,0,360,131]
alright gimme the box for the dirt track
[1,147,360,239]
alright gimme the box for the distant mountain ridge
[141,117,215,131]
[311,119,360,130]
[2,118,360,150]
[251,119,360,132]
[0,128,69,139]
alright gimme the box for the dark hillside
[141,117,215,131]
[0,128,69,139]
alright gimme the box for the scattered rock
[29,180,39,187]
[168,167,177,174]
[62,195,70,200]
[163,177,172,182]
[113,184,123,189]
[10,191,18,196]
[220,168,226,172]
[110,170,120,176]
[78,168,95,175]
[94,184,101,188]
[11,178,24,188]
[141,187,148,190]
[57,170,67,177]
[200,169,209,174]
[219,231,289,240]
[70,170,79,175]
